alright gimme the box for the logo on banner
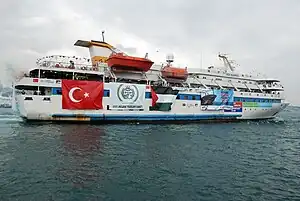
[117,84,139,104]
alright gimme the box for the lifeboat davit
[106,52,154,72]
[161,66,189,81]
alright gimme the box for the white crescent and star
[68,87,89,103]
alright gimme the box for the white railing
[37,61,100,71]
[189,68,256,79]
[35,55,103,72]
[259,83,284,90]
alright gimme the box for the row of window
[50,87,281,103]
[197,75,253,84]
[234,97,281,103]
[28,69,103,81]
[146,93,280,103]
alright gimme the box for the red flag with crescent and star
[62,80,104,110]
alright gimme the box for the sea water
[0,107,299,200]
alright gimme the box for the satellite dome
[166,53,174,63]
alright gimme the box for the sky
[1,0,300,105]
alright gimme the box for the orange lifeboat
[161,66,188,81]
[106,52,154,72]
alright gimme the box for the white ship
[12,35,289,122]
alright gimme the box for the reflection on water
[62,125,105,156]
[58,125,106,189]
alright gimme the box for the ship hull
[12,82,288,123]
[14,95,242,122]
[15,108,283,122]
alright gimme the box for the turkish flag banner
[62,80,104,110]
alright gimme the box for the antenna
[101,30,105,42]
[166,53,174,66]
[218,53,235,72]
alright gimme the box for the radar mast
[166,53,174,66]
[218,53,236,72]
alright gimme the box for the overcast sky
[1,0,299,105]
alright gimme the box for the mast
[218,53,235,72]
[101,30,105,42]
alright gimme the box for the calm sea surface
[1,107,300,201]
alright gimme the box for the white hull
[12,82,289,122]
[238,102,288,120]
[12,97,288,122]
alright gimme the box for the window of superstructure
[86,73,103,81]
[74,73,88,80]
[29,69,39,78]
[40,70,73,80]
[104,90,110,97]
[74,73,103,81]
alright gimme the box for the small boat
[106,52,154,72]
[161,65,189,80]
